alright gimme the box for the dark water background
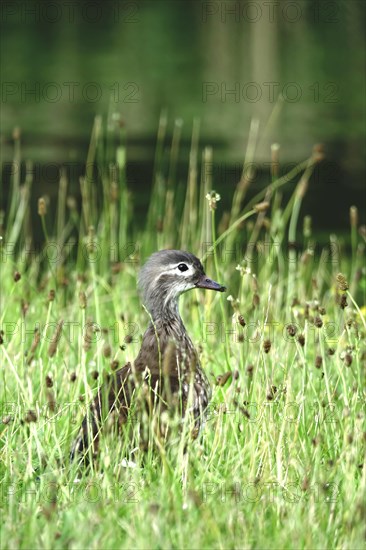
[1,0,365,232]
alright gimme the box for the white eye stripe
[167,263,194,276]
[154,265,193,284]
[174,264,194,276]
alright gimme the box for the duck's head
[138,249,226,318]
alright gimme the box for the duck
[70,249,226,461]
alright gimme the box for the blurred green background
[1,0,365,230]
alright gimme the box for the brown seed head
[48,289,55,302]
[46,390,56,412]
[45,375,53,388]
[350,206,358,229]
[13,271,21,282]
[312,143,325,163]
[286,324,297,337]
[266,385,277,400]
[38,197,47,216]
[314,316,323,328]
[25,410,37,423]
[315,355,322,369]
[79,291,87,309]
[111,262,123,274]
[246,364,254,376]
[103,343,112,358]
[302,477,310,491]
[238,314,246,327]
[21,299,29,317]
[48,320,64,357]
[216,371,232,387]
[83,322,94,351]
[340,294,348,309]
[336,273,349,291]
[300,250,313,265]
[254,201,270,213]
[263,339,271,353]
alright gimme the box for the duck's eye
[177,263,189,272]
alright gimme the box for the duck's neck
[134,297,196,374]
[149,297,186,339]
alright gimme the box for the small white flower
[120,458,137,469]
[236,263,252,276]
[206,191,221,210]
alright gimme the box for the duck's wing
[70,346,208,463]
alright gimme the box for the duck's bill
[195,275,226,292]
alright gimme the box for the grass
[0,114,365,549]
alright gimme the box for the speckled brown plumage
[70,250,225,461]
